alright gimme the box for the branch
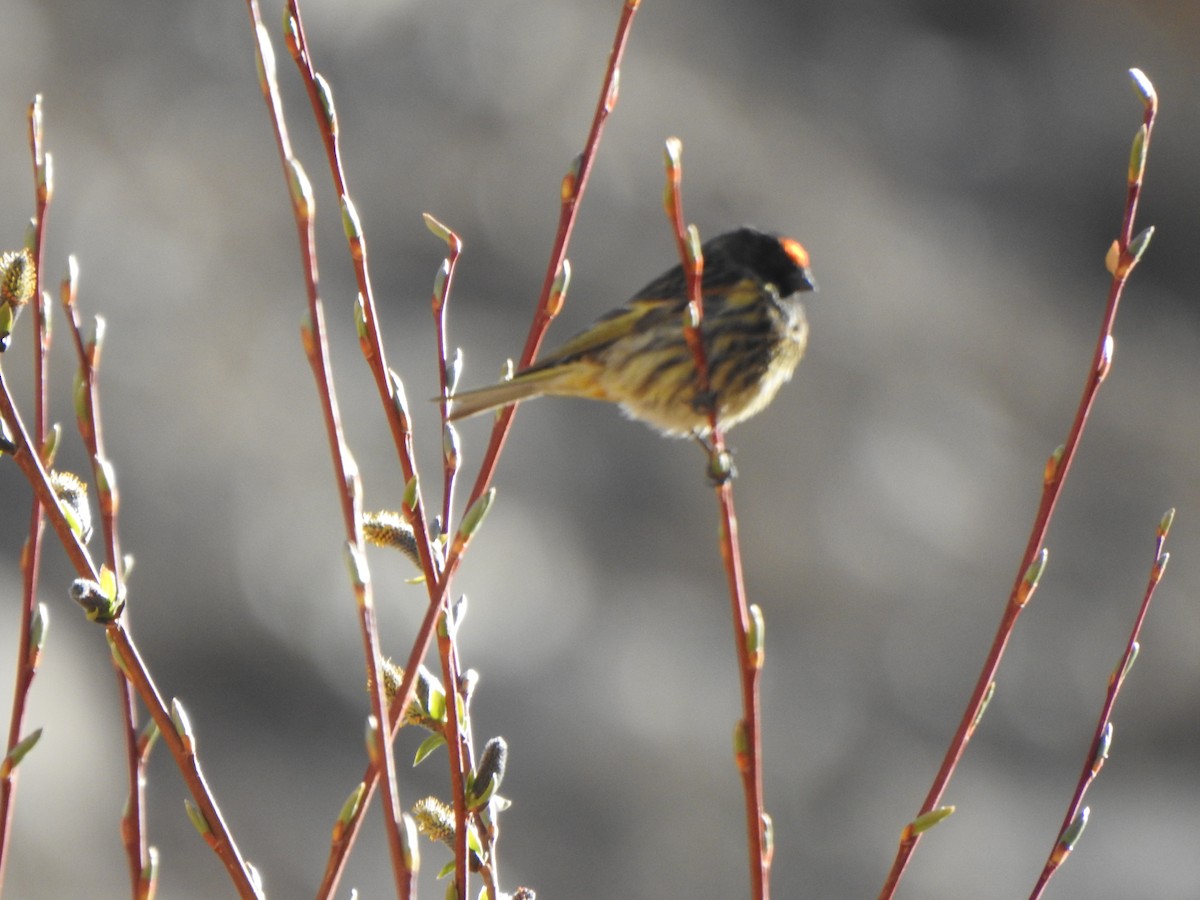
[1028,509,1173,898]
[661,137,770,900]
[877,67,1159,900]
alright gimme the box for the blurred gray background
[1,0,1198,897]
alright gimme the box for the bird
[447,226,816,437]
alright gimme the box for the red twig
[0,94,52,894]
[661,137,769,900]
[243,3,411,894]
[460,0,641,508]
[400,5,642,883]
[0,89,264,900]
[423,215,474,889]
[58,255,153,897]
[1028,509,1173,899]
[106,623,260,898]
[426,213,465,529]
[270,1,464,892]
[877,68,1158,899]
[244,1,639,894]
[253,3,640,897]
[0,368,260,897]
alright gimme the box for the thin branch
[280,1,442,583]
[58,256,152,898]
[243,3,410,893]
[1028,509,1173,899]
[425,213,464,530]
[0,93,53,893]
[661,137,769,900]
[424,216,473,893]
[300,4,643,897]
[0,367,261,898]
[877,68,1159,899]
[0,103,258,889]
[106,625,261,899]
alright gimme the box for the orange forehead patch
[779,237,810,270]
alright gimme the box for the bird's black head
[710,226,817,296]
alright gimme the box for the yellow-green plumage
[448,227,817,437]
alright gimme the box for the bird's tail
[446,368,567,422]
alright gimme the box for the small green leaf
[106,630,128,675]
[432,258,450,302]
[1114,641,1139,686]
[1128,125,1147,186]
[908,805,955,835]
[184,798,211,837]
[970,681,996,735]
[60,503,86,543]
[746,603,765,666]
[72,369,87,423]
[142,846,159,893]
[448,348,464,395]
[253,23,277,91]
[1154,550,1169,582]
[426,684,446,724]
[171,698,195,753]
[30,603,48,655]
[733,720,750,761]
[87,315,106,361]
[139,719,161,757]
[1127,225,1155,269]
[337,782,366,829]
[546,258,571,317]
[389,369,410,434]
[423,212,454,244]
[1158,507,1176,539]
[95,456,115,497]
[414,732,446,766]
[40,423,60,466]
[343,541,370,591]
[354,293,368,340]
[466,822,483,854]
[364,714,380,765]
[282,9,299,44]
[457,488,496,540]
[400,812,420,872]
[314,72,337,133]
[340,194,362,244]
[1043,443,1065,485]
[285,158,314,220]
[1104,239,1121,276]
[402,474,419,516]
[685,224,703,269]
[98,565,117,601]
[560,153,582,203]
[1059,805,1089,851]
[1091,722,1113,775]
[442,421,460,471]
[1,728,43,778]
[1016,548,1048,606]
[1128,68,1156,110]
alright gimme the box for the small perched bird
[448,226,817,437]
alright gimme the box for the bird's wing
[525,297,685,369]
